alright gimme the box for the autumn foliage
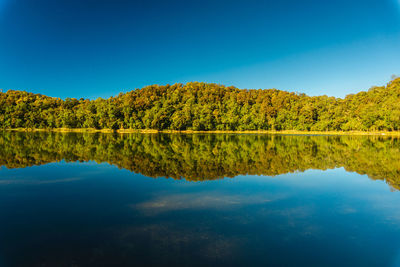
[1,78,400,131]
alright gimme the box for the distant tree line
[1,78,400,131]
[0,132,399,189]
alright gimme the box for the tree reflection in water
[0,131,399,189]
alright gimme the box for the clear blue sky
[0,0,399,99]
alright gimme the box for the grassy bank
[4,128,400,136]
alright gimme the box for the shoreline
[3,128,400,136]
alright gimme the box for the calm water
[0,132,400,266]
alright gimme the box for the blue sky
[0,0,399,99]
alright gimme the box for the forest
[1,78,400,131]
[0,132,399,190]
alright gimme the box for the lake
[0,132,400,266]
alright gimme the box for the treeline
[0,132,399,189]
[1,78,400,131]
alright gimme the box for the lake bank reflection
[0,131,399,188]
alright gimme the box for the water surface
[0,132,400,266]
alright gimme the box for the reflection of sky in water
[0,162,400,266]
[393,250,400,267]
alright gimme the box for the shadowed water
[0,132,400,266]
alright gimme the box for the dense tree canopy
[1,132,399,190]
[1,78,400,131]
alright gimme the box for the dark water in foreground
[0,132,400,266]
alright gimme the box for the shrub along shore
[4,128,400,136]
